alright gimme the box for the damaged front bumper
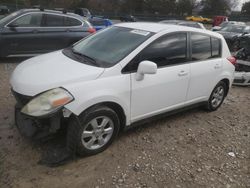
[13,90,67,140]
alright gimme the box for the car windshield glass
[72,26,153,67]
[0,11,20,25]
[221,25,246,33]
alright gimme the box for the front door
[128,32,191,122]
[2,12,44,55]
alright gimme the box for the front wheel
[67,106,120,156]
[205,81,227,111]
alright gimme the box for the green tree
[176,0,197,16]
[242,1,250,15]
[201,0,238,15]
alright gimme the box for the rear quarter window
[191,34,211,61]
[65,17,82,26]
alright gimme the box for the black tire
[205,81,227,112]
[67,106,120,156]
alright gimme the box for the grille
[12,89,32,106]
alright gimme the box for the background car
[0,5,9,15]
[88,17,112,31]
[212,16,228,27]
[234,57,250,86]
[186,16,212,23]
[74,8,91,18]
[212,21,246,31]
[0,9,96,57]
[216,24,250,51]
[120,15,136,22]
[160,20,206,29]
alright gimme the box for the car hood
[10,51,105,96]
[217,31,241,39]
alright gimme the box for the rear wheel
[205,81,227,111]
[67,106,120,156]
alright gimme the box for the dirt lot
[0,58,249,188]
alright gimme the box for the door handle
[214,64,222,69]
[32,29,39,33]
[178,71,188,76]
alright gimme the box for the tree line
[1,0,240,16]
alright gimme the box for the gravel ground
[0,58,250,188]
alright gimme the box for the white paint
[10,22,235,126]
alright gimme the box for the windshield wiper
[71,48,100,67]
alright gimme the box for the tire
[205,81,227,111]
[67,106,120,156]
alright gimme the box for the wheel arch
[68,101,128,132]
[220,78,230,96]
[97,102,127,132]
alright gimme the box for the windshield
[220,25,246,33]
[71,26,153,67]
[0,11,20,25]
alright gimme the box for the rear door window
[44,14,64,27]
[191,34,211,61]
[10,13,43,27]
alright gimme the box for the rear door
[40,13,89,51]
[64,16,91,44]
[187,33,223,101]
[39,13,69,51]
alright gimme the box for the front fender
[63,74,131,125]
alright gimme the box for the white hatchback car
[11,23,235,155]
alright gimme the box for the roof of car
[116,22,221,37]
[160,20,199,24]
[18,9,83,19]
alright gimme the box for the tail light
[227,56,237,66]
[88,28,96,33]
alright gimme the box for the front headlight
[21,88,74,117]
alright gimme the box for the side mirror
[8,23,18,30]
[136,61,157,81]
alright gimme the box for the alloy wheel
[211,86,225,108]
[81,116,114,150]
